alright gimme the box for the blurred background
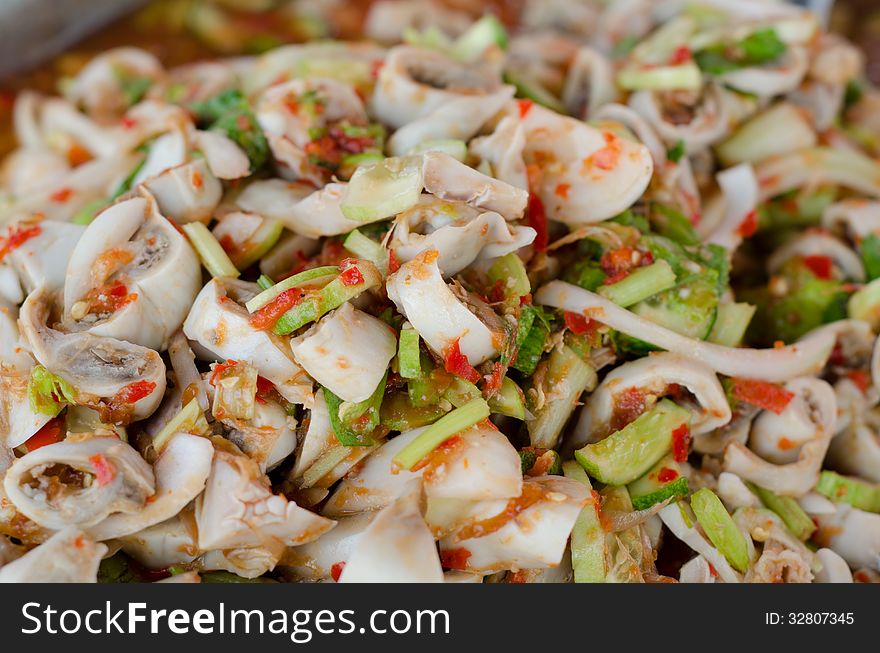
[0,0,876,152]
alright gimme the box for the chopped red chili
[669,45,692,65]
[209,360,240,387]
[730,377,795,415]
[671,423,691,462]
[525,192,548,252]
[250,287,307,330]
[443,339,481,384]
[517,99,533,118]
[0,223,42,262]
[737,210,758,238]
[330,562,346,582]
[112,380,157,405]
[50,187,73,203]
[802,254,834,280]
[388,248,401,273]
[846,369,871,395]
[339,259,364,286]
[564,311,597,336]
[23,416,65,451]
[440,548,472,571]
[88,454,116,486]
[600,246,637,284]
[657,467,679,483]
[82,279,138,315]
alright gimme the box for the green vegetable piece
[256,274,274,291]
[488,376,525,420]
[182,222,240,279]
[597,260,677,307]
[652,203,699,245]
[632,274,720,340]
[511,304,552,376]
[393,397,490,470]
[452,14,508,60]
[707,302,756,347]
[191,89,269,171]
[861,233,880,282]
[627,454,689,510]
[574,399,691,485]
[72,198,110,225]
[690,488,750,573]
[695,28,786,75]
[397,325,422,379]
[28,365,77,417]
[748,483,816,540]
[618,62,702,91]
[152,399,209,453]
[518,450,537,474]
[245,266,338,313]
[667,139,686,163]
[503,69,566,113]
[848,277,880,329]
[323,385,376,447]
[487,253,531,300]
[563,461,606,583]
[379,392,448,432]
[815,471,880,513]
[343,229,389,275]
[442,376,480,408]
[340,156,423,222]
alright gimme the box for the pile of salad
[0,0,879,584]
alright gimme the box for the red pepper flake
[507,571,527,583]
[50,187,73,203]
[388,248,400,273]
[600,246,637,284]
[250,287,307,330]
[82,279,138,315]
[671,423,691,462]
[517,99,533,119]
[443,338,481,384]
[847,369,872,395]
[209,360,240,387]
[0,223,42,262]
[611,387,646,431]
[707,562,718,578]
[669,45,692,65]
[88,454,116,486]
[67,143,92,166]
[440,547,472,571]
[730,378,795,415]
[802,254,834,280]
[339,258,364,286]
[584,132,622,172]
[191,169,204,189]
[112,380,157,405]
[737,210,758,238]
[564,311,596,336]
[330,562,346,582]
[773,340,785,350]
[657,467,679,483]
[829,343,846,366]
[120,116,137,129]
[554,183,570,199]
[777,437,796,451]
[526,192,548,252]
[482,362,504,395]
[23,416,65,451]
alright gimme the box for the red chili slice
[802,254,834,280]
[730,377,795,415]
[443,339,481,384]
[671,424,691,462]
[23,416,65,451]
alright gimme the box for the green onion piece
[393,397,490,470]
[487,253,531,300]
[690,488,750,573]
[815,471,880,513]
[397,325,422,379]
[152,399,209,453]
[503,69,566,113]
[618,62,703,91]
[343,229,388,275]
[652,204,699,246]
[323,386,375,447]
[299,445,352,489]
[597,260,677,308]
[408,139,468,162]
[848,277,880,329]
[182,222,240,279]
[72,198,109,225]
[860,234,880,282]
[340,155,423,222]
[666,139,686,163]
[256,274,275,291]
[245,266,338,313]
[707,302,756,346]
[528,345,597,449]
[451,14,508,60]
[574,399,691,485]
[563,461,606,583]
[488,376,525,420]
[747,482,816,540]
[28,365,77,417]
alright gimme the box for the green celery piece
[511,304,551,376]
[442,377,480,408]
[393,398,490,470]
[666,139,686,163]
[627,454,689,510]
[272,261,382,335]
[152,399,209,453]
[617,62,702,91]
[690,488,750,573]
[652,203,699,245]
[256,274,274,291]
[503,69,566,113]
[28,365,77,417]
[527,345,597,449]
[487,253,530,300]
[72,198,109,225]
[340,156,423,222]
[707,302,756,347]
[563,261,606,291]
[815,471,880,513]
[518,450,538,474]
[848,277,880,326]
[182,222,240,279]
[563,461,606,583]
[379,392,448,432]
[574,399,691,485]
[601,485,645,583]
[748,482,816,540]
[299,445,354,489]
[229,219,284,271]
[861,233,880,281]
[597,260,677,307]
[343,229,388,274]
[337,371,388,437]
[397,325,422,379]
[246,266,338,313]
[451,14,508,60]
[322,387,375,446]
[487,376,525,420]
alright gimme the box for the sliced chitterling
[0,528,107,583]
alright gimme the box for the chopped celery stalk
[380,392,448,431]
[707,302,756,346]
[152,399,209,453]
[527,345,597,449]
[245,266,338,313]
[748,482,816,540]
[442,377,480,408]
[627,454,689,510]
[28,365,77,417]
[563,461,606,583]
[601,485,645,583]
[597,260,677,307]
[323,386,375,446]
[518,449,538,474]
[488,376,525,420]
[340,156,423,222]
[452,14,508,60]
[847,277,880,329]
[343,229,388,275]
[341,152,385,169]
[272,260,382,335]
[392,397,490,470]
[519,449,561,475]
[690,488,750,573]
[228,219,284,271]
[574,399,691,485]
[815,471,880,513]
[299,445,352,488]
[512,305,551,376]
[182,222,240,279]
[716,103,816,166]
[338,371,388,435]
[256,274,274,291]
[397,325,422,379]
[408,139,468,162]
[618,62,702,91]
[487,253,531,300]
[503,69,566,113]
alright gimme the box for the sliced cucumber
[452,14,508,60]
[488,253,531,300]
[627,454,689,510]
[690,488,750,573]
[815,470,880,513]
[563,461,606,583]
[397,324,422,380]
[340,155,423,222]
[408,139,468,162]
[245,266,338,313]
[631,276,719,339]
[488,376,525,420]
[574,399,691,486]
[748,482,816,540]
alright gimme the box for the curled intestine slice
[821,200,880,240]
[704,163,759,253]
[0,528,107,583]
[724,377,836,496]
[766,230,865,281]
[468,116,528,190]
[6,220,84,293]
